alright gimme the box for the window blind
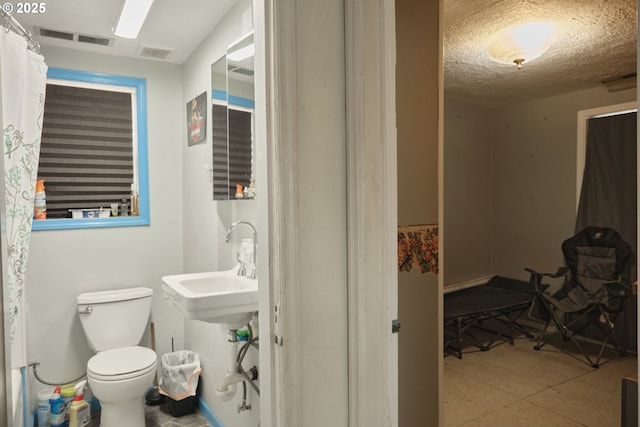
[37,84,134,218]
[227,108,252,194]
[212,104,230,199]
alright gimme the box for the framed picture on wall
[186,91,207,146]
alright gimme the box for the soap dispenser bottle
[68,380,91,427]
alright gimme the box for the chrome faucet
[225,221,257,279]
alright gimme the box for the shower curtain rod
[0,10,40,54]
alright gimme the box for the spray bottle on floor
[68,380,91,427]
[49,385,65,427]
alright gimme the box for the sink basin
[161,266,258,328]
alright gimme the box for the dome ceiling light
[488,22,557,69]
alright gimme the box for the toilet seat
[88,346,156,382]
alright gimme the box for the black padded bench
[444,276,536,358]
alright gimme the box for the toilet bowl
[77,287,155,427]
[87,346,157,427]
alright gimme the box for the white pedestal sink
[161,265,258,329]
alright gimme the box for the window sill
[32,216,150,231]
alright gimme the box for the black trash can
[158,350,202,417]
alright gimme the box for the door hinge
[392,319,401,334]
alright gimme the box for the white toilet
[77,287,157,427]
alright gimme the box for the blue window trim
[211,89,228,102]
[32,68,150,231]
[211,90,255,109]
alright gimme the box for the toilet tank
[77,287,153,352]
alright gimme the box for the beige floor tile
[456,400,586,427]
[447,336,592,390]
[526,385,618,427]
[525,359,635,427]
[599,354,638,378]
[445,348,550,398]
[443,367,520,426]
[531,332,627,368]
[444,326,636,427]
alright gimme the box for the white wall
[23,3,261,425]
[180,1,260,426]
[25,47,185,388]
[492,86,636,280]
[396,0,441,424]
[443,85,636,285]
[443,102,493,285]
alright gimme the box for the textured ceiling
[444,0,637,106]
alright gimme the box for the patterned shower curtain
[0,28,47,368]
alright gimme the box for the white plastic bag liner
[158,350,202,401]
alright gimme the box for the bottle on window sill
[34,179,46,220]
[130,184,139,216]
[235,184,244,199]
[120,198,129,217]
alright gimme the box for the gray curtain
[575,111,637,263]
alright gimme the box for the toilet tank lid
[77,287,153,305]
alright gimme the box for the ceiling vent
[137,46,174,60]
[37,28,74,41]
[602,73,637,93]
[78,34,113,47]
[35,27,114,47]
[229,66,254,77]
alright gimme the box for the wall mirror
[211,31,255,200]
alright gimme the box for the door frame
[345,0,398,426]
[263,0,399,426]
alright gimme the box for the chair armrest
[602,280,629,313]
[524,267,569,293]
[603,280,629,296]
[524,267,569,278]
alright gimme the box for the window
[576,101,637,210]
[32,68,149,231]
[228,108,253,193]
[211,94,254,200]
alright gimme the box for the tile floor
[92,330,637,427]
[92,400,211,427]
[444,329,637,427]
[143,404,211,427]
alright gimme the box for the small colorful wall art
[398,224,438,274]
[186,91,207,146]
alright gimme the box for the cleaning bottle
[36,388,51,427]
[68,380,91,427]
[49,385,65,427]
[60,384,76,426]
[130,184,139,216]
[34,179,46,220]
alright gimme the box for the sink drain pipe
[216,329,240,401]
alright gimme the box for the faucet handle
[238,264,247,276]
[236,250,247,276]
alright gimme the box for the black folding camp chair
[525,226,633,368]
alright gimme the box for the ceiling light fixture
[488,22,556,70]
[114,0,154,39]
